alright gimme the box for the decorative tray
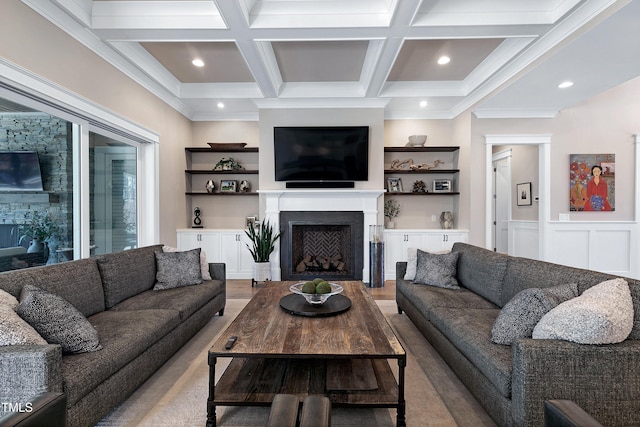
[207,143,247,150]
[279,294,351,317]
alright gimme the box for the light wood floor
[227,279,396,300]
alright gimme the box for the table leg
[206,357,217,427]
[397,356,406,427]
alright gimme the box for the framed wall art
[516,182,532,206]
[569,154,615,211]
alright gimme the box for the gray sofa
[396,242,640,427]
[0,244,226,427]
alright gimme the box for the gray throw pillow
[533,278,633,344]
[491,283,579,345]
[413,249,460,289]
[16,285,102,354]
[153,248,203,290]
[0,304,47,346]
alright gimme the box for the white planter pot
[253,262,271,282]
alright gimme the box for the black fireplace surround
[279,211,364,281]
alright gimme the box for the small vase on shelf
[205,180,215,193]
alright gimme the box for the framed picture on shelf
[516,182,532,206]
[220,180,237,192]
[387,177,403,193]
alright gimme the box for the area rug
[97,299,495,427]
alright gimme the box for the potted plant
[244,220,282,284]
[20,209,59,254]
[384,199,400,229]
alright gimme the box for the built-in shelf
[185,192,258,196]
[384,169,459,174]
[185,147,259,153]
[185,170,259,174]
[384,146,459,152]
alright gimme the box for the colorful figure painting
[569,154,615,211]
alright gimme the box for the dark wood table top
[209,280,405,359]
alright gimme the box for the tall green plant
[244,220,282,262]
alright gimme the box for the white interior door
[493,152,511,253]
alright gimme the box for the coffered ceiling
[21,0,640,120]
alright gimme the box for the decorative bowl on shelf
[290,282,343,305]
[407,135,427,146]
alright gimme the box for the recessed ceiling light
[419,100,428,108]
[558,81,574,89]
[437,56,450,65]
[192,58,205,67]
[217,102,225,109]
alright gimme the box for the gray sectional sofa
[396,242,640,427]
[0,244,226,427]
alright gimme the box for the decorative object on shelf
[409,159,444,170]
[244,219,282,286]
[390,158,412,170]
[387,177,403,193]
[432,179,452,193]
[192,206,203,228]
[207,142,247,150]
[516,182,533,206]
[384,199,400,229]
[406,134,427,146]
[246,216,256,228]
[213,157,244,171]
[239,180,250,192]
[440,211,454,229]
[412,180,427,192]
[205,180,215,193]
[220,180,237,192]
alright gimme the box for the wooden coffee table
[207,280,406,426]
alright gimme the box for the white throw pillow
[532,278,633,344]
[0,289,18,309]
[163,245,212,280]
[0,304,47,346]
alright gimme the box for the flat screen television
[0,151,44,191]
[274,126,369,183]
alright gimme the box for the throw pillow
[413,249,460,289]
[491,283,579,345]
[404,247,419,281]
[162,245,212,280]
[0,305,47,346]
[0,288,18,309]
[533,278,633,344]
[153,248,203,290]
[16,285,102,354]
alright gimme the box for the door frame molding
[485,135,551,260]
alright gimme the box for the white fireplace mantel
[259,189,385,281]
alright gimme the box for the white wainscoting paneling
[508,221,539,259]
[546,222,637,279]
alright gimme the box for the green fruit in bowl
[301,282,316,294]
[316,282,332,294]
[312,278,324,285]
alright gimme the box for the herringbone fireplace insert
[279,211,364,281]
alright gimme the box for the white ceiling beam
[213,0,279,98]
[91,1,226,29]
[180,83,263,99]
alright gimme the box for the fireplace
[260,189,384,282]
[280,211,363,281]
